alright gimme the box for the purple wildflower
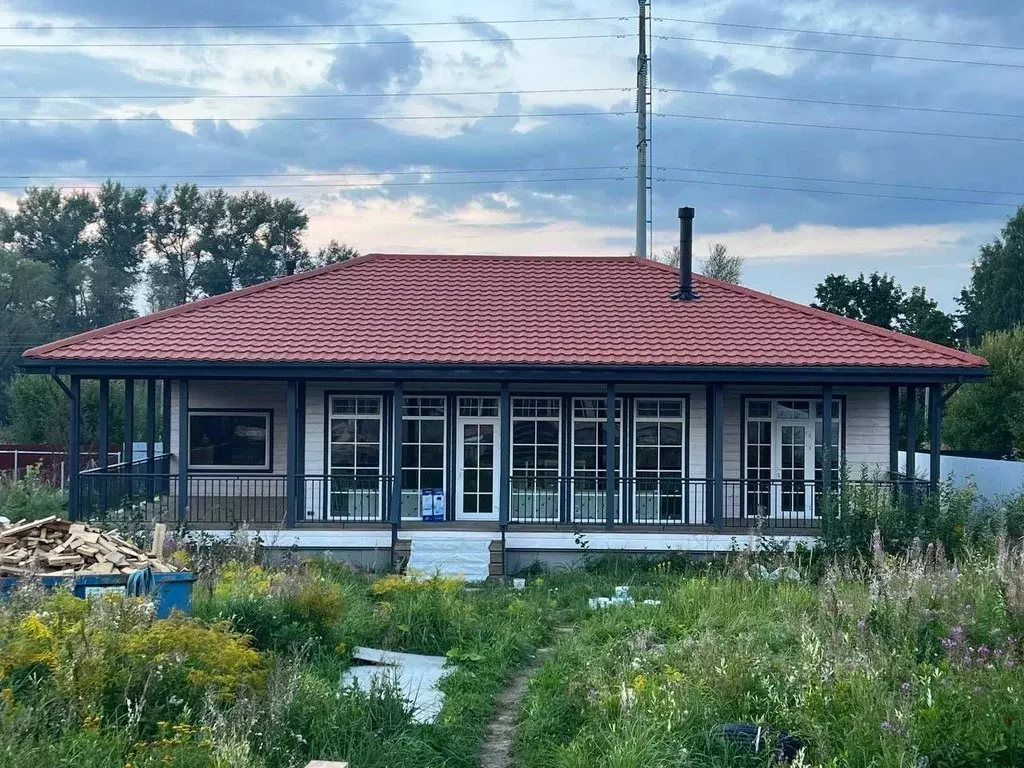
[978,645,991,660]
[900,681,911,698]
[857,619,867,634]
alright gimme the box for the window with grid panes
[634,398,685,521]
[745,400,773,516]
[328,396,382,518]
[401,397,446,518]
[510,397,561,522]
[571,397,621,522]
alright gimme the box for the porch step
[404,535,495,582]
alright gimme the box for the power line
[0,86,632,101]
[656,176,1019,208]
[0,110,633,123]
[0,175,628,191]
[656,112,1024,143]
[0,33,628,49]
[657,87,1024,121]
[656,16,1024,53]
[0,164,630,180]
[0,15,628,32]
[655,165,1024,198]
[655,34,1024,70]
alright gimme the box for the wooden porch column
[146,379,157,500]
[285,380,298,528]
[123,377,134,464]
[711,383,725,529]
[705,384,714,524]
[928,384,942,493]
[177,379,189,522]
[821,385,833,495]
[162,379,172,495]
[888,385,900,479]
[98,378,109,470]
[68,376,82,521]
[498,383,511,527]
[604,383,616,530]
[905,385,917,479]
[390,383,404,526]
[296,381,306,523]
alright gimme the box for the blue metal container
[0,571,196,618]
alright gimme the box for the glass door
[455,397,500,521]
[774,422,813,518]
[456,420,499,520]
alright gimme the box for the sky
[1,0,1022,310]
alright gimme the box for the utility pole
[634,0,650,258]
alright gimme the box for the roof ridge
[363,252,638,261]
[24,253,381,358]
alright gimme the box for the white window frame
[570,396,624,523]
[400,396,447,520]
[187,410,271,472]
[510,397,563,523]
[327,395,384,519]
[632,397,688,523]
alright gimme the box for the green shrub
[0,467,65,522]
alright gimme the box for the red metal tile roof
[24,254,986,369]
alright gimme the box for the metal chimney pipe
[671,206,699,301]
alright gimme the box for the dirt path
[477,628,571,768]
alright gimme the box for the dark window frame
[187,408,274,473]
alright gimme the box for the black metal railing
[507,475,931,529]
[298,473,394,524]
[74,468,932,530]
[508,474,710,525]
[79,454,172,523]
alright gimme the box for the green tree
[900,286,957,347]
[87,181,148,327]
[1,187,97,334]
[813,272,905,328]
[0,249,54,423]
[944,327,1024,458]
[298,239,359,271]
[699,242,743,284]
[958,206,1024,344]
[195,190,309,295]
[812,272,957,346]
[6,375,141,450]
[661,241,742,284]
[147,184,206,310]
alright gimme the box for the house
[21,213,987,573]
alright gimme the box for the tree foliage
[958,206,1024,345]
[944,327,1024,459]
[812,272,956,346]
[661,241,742,284]
[0,182,357,428]
[700,242,743,284]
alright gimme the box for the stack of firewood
[0,516,176,576]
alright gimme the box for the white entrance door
[456,418,500,520]
[772,420,815,518]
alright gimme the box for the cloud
[5,0,363,25]
[455,16,516,53]
[325,31,426,93]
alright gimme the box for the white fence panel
[899,451,1024,500]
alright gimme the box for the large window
[510,397,561,522]
[401,397,446,518]
[328,396,383,519]
[633,398,686,522]
[744,398,843,518]
[571,397,622,523]
[188,411,270,470]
